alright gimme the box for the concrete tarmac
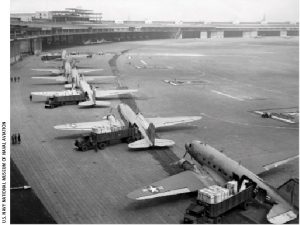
[10,37,298,223]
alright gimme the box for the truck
[183,185,254,224]
[74,124,142,151]
[45,92,86,109]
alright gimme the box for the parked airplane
[82,38,111,45]
[32,62,106,84]
[54,103,202,148]
[127,140,298,224]
[31,70,136,107]
[40,49,93,61]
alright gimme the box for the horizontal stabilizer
[128,138,175,149]
[95,101,111,107]
[78,101,95,107]
[267,204,297,224]
[78,101,111,107]
[153,139,175,147]
[128,139,151,149]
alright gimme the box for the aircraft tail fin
[267,204,297,224]
[146,123,156,145]
[61,50,67,60]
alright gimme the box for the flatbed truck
[74,124,141,151]
[45,93,86,108]
[183,185,254,224]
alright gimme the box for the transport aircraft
[31,56,103,79]
[54,103,202,149]
[31,69,135,107]
[32,62,107,84]
[127,140,298,224]
[40,49,93,61]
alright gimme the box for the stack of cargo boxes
[197,181,238,204]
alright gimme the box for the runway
[10,37,299,223]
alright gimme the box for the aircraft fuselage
[186,140,294,216]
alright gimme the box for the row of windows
[202,156,232,179]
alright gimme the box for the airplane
[40,49,93,61]
[31,70,137,107]
[127,140,298,224]
[54,103,202,148]
[31,61,107,84]
[82,38,111,45]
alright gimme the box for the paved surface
[10,37,298,223]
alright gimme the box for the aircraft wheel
[97,142,106,150]
[241,201,249,210]
[214,216,221,224]
[126,137,133,143]
[81,145,88,152]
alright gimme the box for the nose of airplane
[185,142,191,151]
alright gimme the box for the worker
[10,77,13,82]
[11,134,15,145]
[17,133,21,144]
[14,77,17,82]
[13,134,17,144]
[17,77,20,82]
[29,95,32,101]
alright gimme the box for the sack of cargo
[226,181,238,195]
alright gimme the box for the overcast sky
[10,0,299,22]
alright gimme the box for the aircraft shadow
[31,83,63,86]
[78,105,110,109]
[156,125,198,133]
[54,133,89,140]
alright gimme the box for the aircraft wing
[127,170,216,200]
[77,69,103,74]
[267,203,297,224]
[236,152,299,175]
[32,68,62,74]
[31,76,66,82]
[31,91,64,97]
[84,76,115,82]
[54,120,109,131]
[146,116,202,128]
[95,89,138,98]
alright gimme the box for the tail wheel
[97,142,106,150]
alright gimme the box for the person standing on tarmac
[29,95,32,101]
[11,134,15,145]
[17,133,21,144]
[17,77,20,82]
[10,77,13,82]
[14,77,17,82]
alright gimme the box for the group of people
[11,133,21,145]
[11,77,21,82]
